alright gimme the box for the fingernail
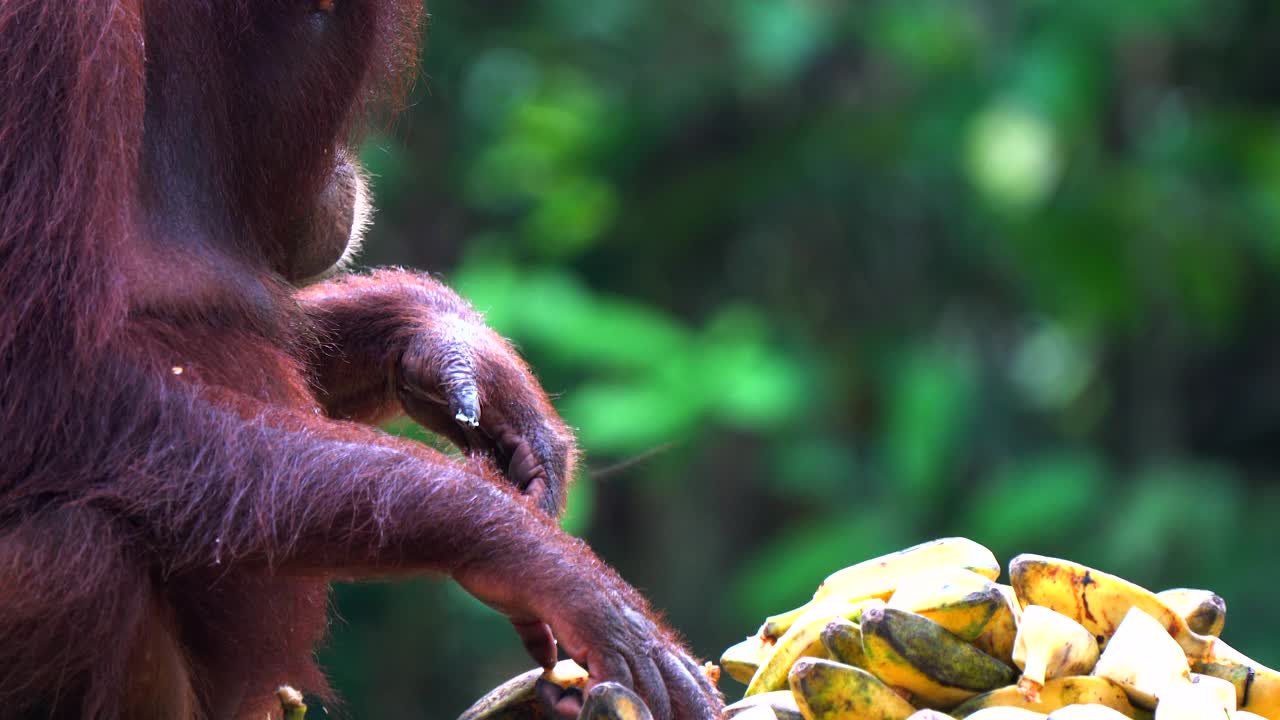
[451,385,481,427]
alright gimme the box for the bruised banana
[1012,606,1099,701]
[889,568,1006,642]
[972,585,1019,666]
[860,605,1016,708]
[1191,639,1280,719]
[723,635,772,685]
[819,617,867,668]
[1155,588,1226,638]
[1009,554,1215,658]
[457,660,589,720]
[788,657,917,720]
[951,677,1136,718]
[746,597,877,695]
[761,538,999,639]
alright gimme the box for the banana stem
[277,685,307,720]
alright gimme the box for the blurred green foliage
[320,0,1280,716]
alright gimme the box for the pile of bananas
[720,538,1279,720]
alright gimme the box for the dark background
[320,0,1280,716]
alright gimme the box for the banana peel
[952,677,1136,718]
[579,682,654,720]
[860,605,1015,709]
[889,569,1006,642]
[788,657,918,720]
[1155,589,1226,638]
[457,659,589,720]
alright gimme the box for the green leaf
[963,452,1106,549]
[882,347,974,501]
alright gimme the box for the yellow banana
[972,585,1019,666]
[819,617,868,668]
[745,597,877,695]
[1012,606,1099,701]
[788,657,918,720]
[722,635,772,685]
[1092,608,1191,709]
[579,682,653,720]
[724,690,803,720]
[996,585,1023,626]
[762,539,1000,639]
[889,569,1006,642]
[457,659,589,720]
[860,605,1016,709]
[1008,554,1214,658]
[952,678,1136,718]
[1191,640,1280,719]
[1155,589,1226,638]
[1236,713,1271,720]
[1047,706,1133,720]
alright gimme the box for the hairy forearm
[80,359,551,579]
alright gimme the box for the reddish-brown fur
[0,1,721,718]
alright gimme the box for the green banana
[819,617,867,668]
[579,682,654,720]
[860,605,1016,709]
[1155,589,1226,638]
[457,659,589,720]
[762,539,1000,639]
[951,677,1136,718]
[788,657,918,720]
[456,667,547,720]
